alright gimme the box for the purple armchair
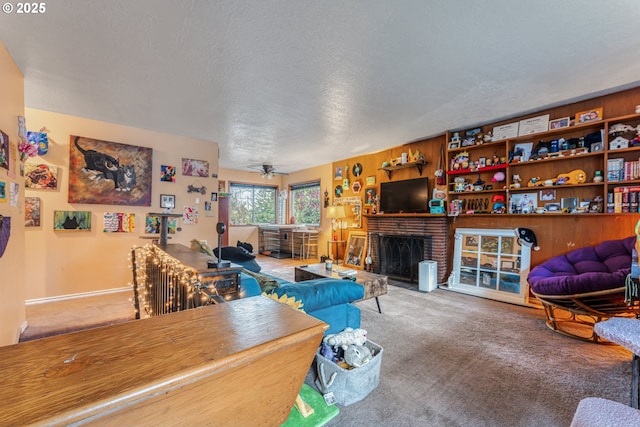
[528,236,639,342]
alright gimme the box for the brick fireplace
[366,215,447,284]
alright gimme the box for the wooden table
[0,297,327,426]
[295,263,388,313]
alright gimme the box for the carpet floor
[323,286,633,426]
[19,261,635,426]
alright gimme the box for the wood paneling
[331,86,640,286]
[331,135,447,215]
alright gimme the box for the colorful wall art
[181,158,209,177]
[103,212,135,233]
[68,135,152,206]
[160,165,176,182]
[53,210,91,231]
[25,197,41,227]
[0,130,9,170]
[145,214,177,234]
[24,162,58,190]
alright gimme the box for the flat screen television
[379,177,430,213]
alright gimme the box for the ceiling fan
[249,164,288,180]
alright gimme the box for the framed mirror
[344,231,367,269]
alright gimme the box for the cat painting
[115,165,136,191]
[74,136,136,191]
[69,135,152,206]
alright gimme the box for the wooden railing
[131,243,242,318]
[0,297,326,426]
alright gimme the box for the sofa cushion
[528,236,635,295]
[271,278,364,313]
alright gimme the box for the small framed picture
[448,141,461,150]
[160,194,175,209]
[210,192,218,202]
[461,137,476,147]
[590,142,603,152]
[466,128,482,136]
[549,117,570,130]
[575,108,603,124]
[561,197,578,212]
[545,202,561,212]
[540,188,556,201]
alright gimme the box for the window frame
[289,180,321,226]
[228,182,278,225]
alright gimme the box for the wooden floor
[21,254,313,341]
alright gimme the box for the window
[229,183,277,225]
[290,181,321,225]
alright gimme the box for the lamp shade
[326,205,346,219]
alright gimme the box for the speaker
[207,222,231,269]
[418,261,438,292]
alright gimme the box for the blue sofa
[239,272,364,335]
[210,244,364,334]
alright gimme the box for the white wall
[24,109,221,300]
[0,41,26,345]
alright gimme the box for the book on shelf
[611,185,640,213]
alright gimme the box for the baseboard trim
[16,321,28,343]
[25,287,130,306]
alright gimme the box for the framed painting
[145,214,177,234]
[25,197,41,227]
[181,158,209,177]
[24,161,58,190]
[575,108,603,124]
[53,210,91,231]
[160,165,176,182]
[160,194,175,209]
[68,135,152,206]
[344,231,367,270]
[549,117,570,130]
[103,212,135,233]
[365,187,377,205]
[0,130,9,170]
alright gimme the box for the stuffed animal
[320,342,337,362]
[323,327,367,350]
[516,228,540,251]
[344,344,372,368]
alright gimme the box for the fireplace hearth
[377,234,433,282]
[366,215,447,284]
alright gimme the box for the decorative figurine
[510,174,521,189]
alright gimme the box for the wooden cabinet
[445,113,640,216]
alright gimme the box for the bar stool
[301,231,319,260]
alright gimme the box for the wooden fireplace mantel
[0,297,327,426]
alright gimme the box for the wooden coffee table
[294,263,388,313]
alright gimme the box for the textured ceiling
[1,0,640,174]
